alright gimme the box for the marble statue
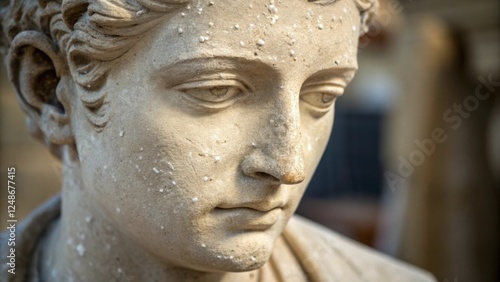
[0,0,436,281]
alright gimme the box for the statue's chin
[174,239,274,274]
[194,255,270,273]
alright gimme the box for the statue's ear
[7,31,73,145]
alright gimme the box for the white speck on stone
[140,147,144,151]
[229,255,234,259]
[116,207,121,213]
[178,27,184,34]
[192,197,199,203]
[203,176,209,181]
[161,225,165,230]
[289,50,296,57]
[138,155,143,160]
[234,24,239,29]
[251,256,256,261]
[201,243,207,248]
[208,1,214,5]
[352,25,357,32]
[117,268,122,274]
[308,143,313,151]
[187,4,191,9]
[239,41,245,47]
[67,238,74,245]
[257,39,265,46]
[103,165,107,170]
[208,22,214,27]
[214,156,221,162]
[136,9,145,16]
[181,12,186,17]
[76,243,85,256]
[270,16,278,25]
[251,142,257,147]
[199,36,209,43]
[119,131,124,137]
[153,167,159,173]
[172,180,177,185]
[165,161,175,170]
[85,216,92,223]
[159,188,164,193]
[318,23,324,30]
[270,119,275,123]
[268,4,277,14]
[306,9,313,19]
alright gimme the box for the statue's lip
[215,201,284,212]
[213,206,282,230]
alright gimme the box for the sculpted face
[71,0,359,272]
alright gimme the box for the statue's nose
[241,98,306,185]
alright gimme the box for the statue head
[1,0,377,276]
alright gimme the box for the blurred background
[1,0,499,281]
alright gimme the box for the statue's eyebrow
[305,66,358,86]
[151,56,276,85]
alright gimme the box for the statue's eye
[300,92,337,109]
[173,79,249,109]
[184,86,242,103]
[300,84,343,110]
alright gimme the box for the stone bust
[0,0,435,281]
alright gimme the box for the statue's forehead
[140,0,360,76]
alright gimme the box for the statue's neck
[40,151,259,281]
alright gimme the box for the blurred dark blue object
[304,101,384,199]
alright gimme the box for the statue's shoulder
[0,195,61,282]
[284,215,436,282]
